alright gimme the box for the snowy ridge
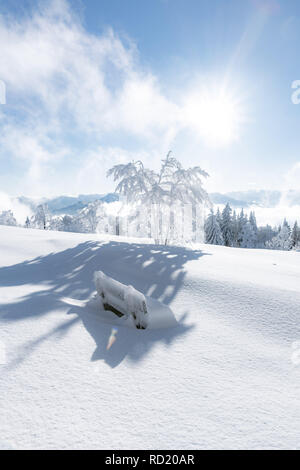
[0,225,299,449]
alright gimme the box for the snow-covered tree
[291,221,300,248]
[204,209,224,245]
[60,215,76,232]
[240,221,256,248]
[0,210,17,226]
[237,208,248,247]
[48,215,66,232]
[249,211,258,235]
[231,210,239,247]
[240,211,258,248]
[108,152,210,206]
[257,224,277,248]
[282,218,291,236]
[107,152,211,244]
[220,203,233,246]
[30,204,51,230]
[266,223,292,251]
[216,207,222,226]
[76,200,105,233]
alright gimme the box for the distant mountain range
[17,190,300,216]
[18,193,119,215]
[210,190,300,208]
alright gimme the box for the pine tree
[249,211,258,234]
[220,203,233,246]
[266,220,292,251]
[291,221,300,248]
[237,208,247,247]
[248,211,258,247]
[282,218,291,234]
[240,221,256,248]
[216,207,222,226]
[204,209,224,245]
[257,224,277,247]
[231,210,239,247]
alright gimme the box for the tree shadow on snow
[0,240,210,368]
[68,305,192,368]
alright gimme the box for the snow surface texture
[0,225,299,450]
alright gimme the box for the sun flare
[183,86,244,147]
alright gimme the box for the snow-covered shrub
[0,210,17,227]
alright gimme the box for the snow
[94,270,150,330]
[83,294,177,331]
[0,225,299,450]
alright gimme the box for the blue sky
[1,0,300,198]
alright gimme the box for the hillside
[0,225,299,449]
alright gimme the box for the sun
[183,85,244,147]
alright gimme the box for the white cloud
[215,202,300,227]
[0,0,177,137]
[0,0,187,197]
[251,205,300,227]
[0,124,68,196]
[283,162,300,193]
[75,146,157,195]
[0,0,248,199]
[0,192,32,224]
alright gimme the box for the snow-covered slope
[0,225,299,450]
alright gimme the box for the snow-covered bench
[94,271,148,329]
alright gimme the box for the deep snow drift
[0,225,299,449]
